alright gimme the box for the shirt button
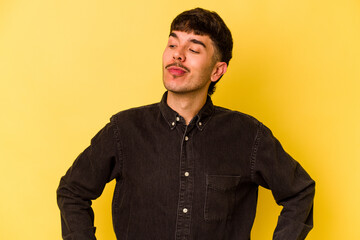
[184,136,189,141]
[198,122,202,126]
[171,122,175,126]
[176,117,180,121]
[184,172,189,177]
[183,208,188,213]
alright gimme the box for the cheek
[163,48,174,59]
[193,58,212,72]
[162,51,166,63]
[162,50,169,64]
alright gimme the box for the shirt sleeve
[56,119,122,240]
[251,123,315,240]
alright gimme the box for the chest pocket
[204,174,242,221]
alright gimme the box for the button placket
[175,125,195,239]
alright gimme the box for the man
[57,8,315,240]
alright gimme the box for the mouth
[165,63,190,76]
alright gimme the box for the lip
[167,66,188,76]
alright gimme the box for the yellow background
[1,0,359,239]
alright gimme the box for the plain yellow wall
[1,0,359,239]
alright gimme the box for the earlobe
[211,62,228,82]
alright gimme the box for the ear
[211,62,228,82]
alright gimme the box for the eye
[169,44,176,48]
[189,49,200,54]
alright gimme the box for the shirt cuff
[63,227,97,240]
[273,215,313,240]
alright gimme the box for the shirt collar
[159,91,214,131]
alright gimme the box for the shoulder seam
[214,106,260,123]
[250,122,263,182]
[112,103,160,117]
[110,116,124,180]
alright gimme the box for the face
[162,31,224,96]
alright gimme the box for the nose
[173,48,185,62]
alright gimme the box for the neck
[167,91,208,125]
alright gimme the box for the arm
[252,123,315,240]
[57,119,121,240]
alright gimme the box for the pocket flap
[206,175,242,191]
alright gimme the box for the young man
[57,8,315,240]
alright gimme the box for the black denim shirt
[57,92,315,240]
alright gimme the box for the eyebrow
[169,32,207,48]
